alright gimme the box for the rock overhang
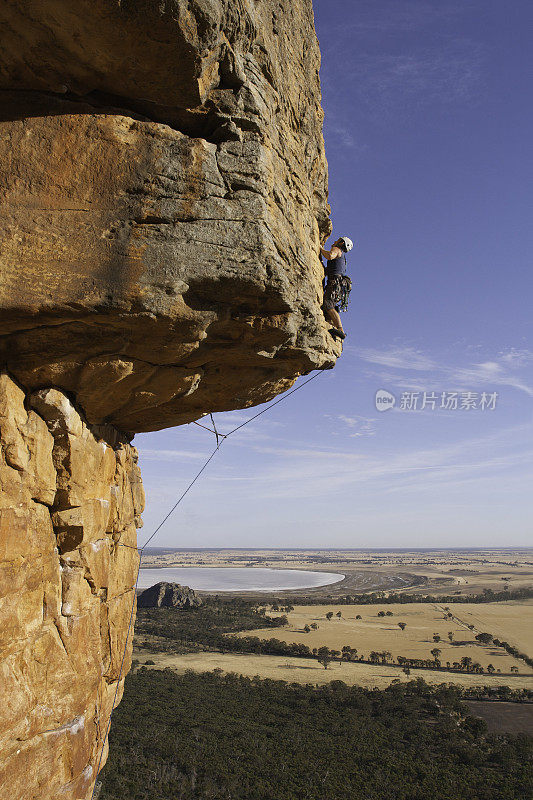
[0,0,339,434]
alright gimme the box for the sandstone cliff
[0,0,338,435]
[0,373,144,798]
[138,582,202,609]
[0,1,334,798]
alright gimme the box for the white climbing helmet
[339,236,354,252]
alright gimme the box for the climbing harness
[330,275,352,312]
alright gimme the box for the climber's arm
[320,245,343,261]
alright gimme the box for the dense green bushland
[99,670,532,800]
[135,599,287,653]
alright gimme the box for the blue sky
[136,0,533,549]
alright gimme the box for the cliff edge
[0,1,335,797]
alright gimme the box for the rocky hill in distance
[138,582,202,609]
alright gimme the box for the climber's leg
[325,307,343,331]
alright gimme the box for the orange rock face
[0,0,339,435]
[0,1,335,796]
[0,374,144,799]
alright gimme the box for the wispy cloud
[450,362,533,398]
[323,122,369,154]
[365,39,483,98]
[321,2,486,126]
[333,1,474,36]
[175,420,533,510]
[356,345,436,371]
[324,413,377,438]
[355,344,533,397]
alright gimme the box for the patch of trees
[98,671,533,800]
[492,638,533,670]
[278,586,533,606]
[134,598,287,654]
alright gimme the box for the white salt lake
[137,567,345,592]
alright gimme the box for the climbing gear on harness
[329,274,352,312]
[339,236,354,252]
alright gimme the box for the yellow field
[449,602,533,651]
[234,601,533,675]
[134,650,533,691]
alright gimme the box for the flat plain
[135,548,533,690]
[134,651,533,691]
[233,601,533,675]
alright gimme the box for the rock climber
[320,235,354,341]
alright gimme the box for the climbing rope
[91,369,322,796]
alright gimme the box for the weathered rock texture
[137,581,202,609]
[0,1,335,797]
[0,373,144,798]
[0,0,338,435]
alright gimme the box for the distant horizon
[143,546,533,553]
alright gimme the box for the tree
[402,666,411,676]
[369,651,380,663]
[460,656,472,670]
[326,612,334,621]
[398,622,406,631]
[475,632,494,645]
[341,645,357,662]
[355,615,362,620]
[433,634,441,643]
[448,632,454,642]
[386,611,393,616]
[317,646,331,670]
[304,625,311,634]
[377,611,386,618]
[487,664,495,674]
[336,611,342,618]
[510,666,519,674]
[310,623,318,630]
[430,648,441,661]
